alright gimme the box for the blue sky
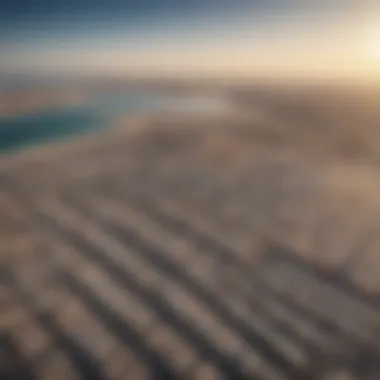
[1,1,379,78]
[1,1,360,46]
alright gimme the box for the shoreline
[0,88,89,119]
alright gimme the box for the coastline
[0,88,89,119]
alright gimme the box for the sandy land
[1,83,380,380]
[0,89,88,118]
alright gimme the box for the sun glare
[364,23,380,63]
[366,38,380,62]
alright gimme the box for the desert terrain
[1,82,380,379]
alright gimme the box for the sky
[1,0,380,80]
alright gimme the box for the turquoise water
[0,106,105,152]
[0,90,171,153]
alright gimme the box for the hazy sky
[1,0,379,79]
